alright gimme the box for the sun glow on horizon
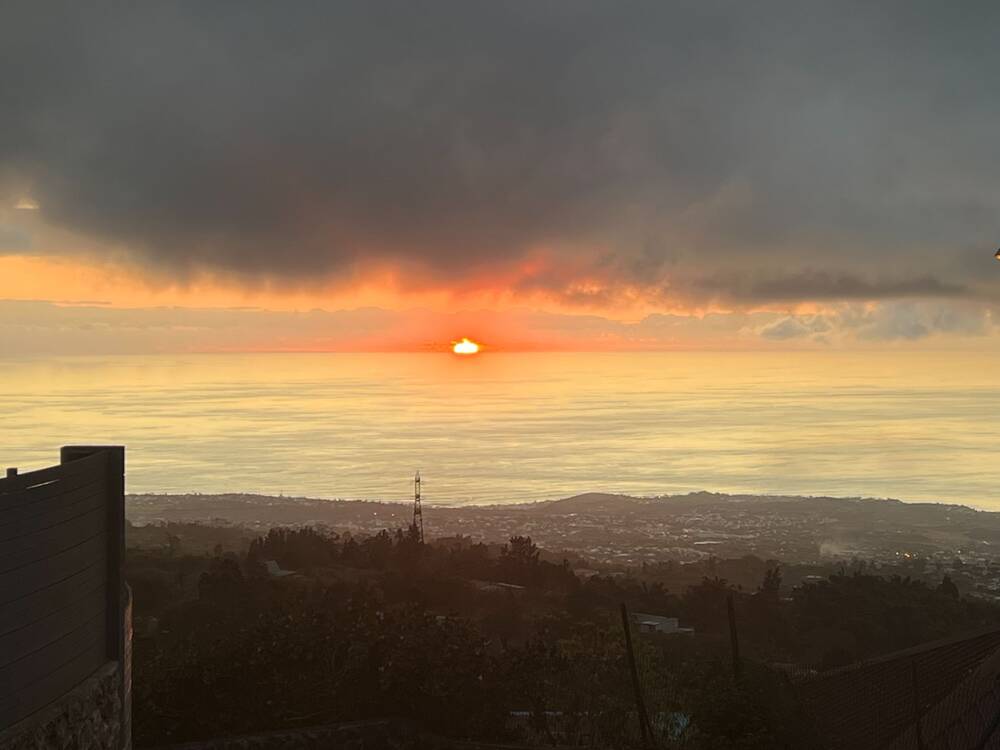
[452,337,480,355]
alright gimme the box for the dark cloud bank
[2,1,999,305]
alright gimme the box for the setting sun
[452,337,480,355]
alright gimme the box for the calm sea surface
[1,352,998,508]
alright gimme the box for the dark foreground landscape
[129,491,1000,596]
[124,491,1000,748]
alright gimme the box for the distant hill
[126,489,1000,566]
[537,492,642,513]
[536,490,986,520]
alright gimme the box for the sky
[2,1,999,353]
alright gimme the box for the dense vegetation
[128,524,1000,748]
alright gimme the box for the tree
[760,566,782,596]
[198,557,247,604]
[499,535,540,585]
[503,535,540,566]
[937,574,960,599]
[683,577,735,634]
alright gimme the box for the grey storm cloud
[759,315,830,342]
[691,271,969,304]
[0,224,32,251]
[756,301,994,344]
[2,1,1000,302]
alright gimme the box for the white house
[264,560,298,578]
[632,612,694,635]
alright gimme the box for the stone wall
[122,585,134,749]
[143,721,552,750]
[144,720,419,750]
[0,661,125,750]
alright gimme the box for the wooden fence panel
[0,480,107,535]
[0,446,124,730]
[0,534,108,604]
[0,562,106,636]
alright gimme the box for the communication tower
[413,470,424,544]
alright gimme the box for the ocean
[2,351,998,509]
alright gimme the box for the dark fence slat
[0,467,105,512]
[0,561,105,636]
[0,642,106,728]
[0,588,106,669]
[0,450,106,494]
[69,445,127,664]
[0,507,106,572]
[0,533,107,606]
[0,480,106,537]
[0,611,105,698]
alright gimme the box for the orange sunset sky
[2,3,998,354]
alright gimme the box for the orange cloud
[0,252,666,320]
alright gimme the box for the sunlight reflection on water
[2,351,998,508]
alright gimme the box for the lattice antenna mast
[413,470,424,544]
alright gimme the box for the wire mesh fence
[793,627,1000,750]
[504,605,1000,749]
